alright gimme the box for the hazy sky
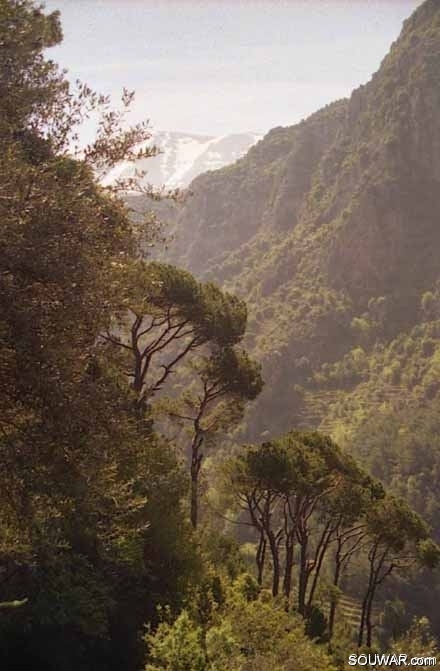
[44,0,423,138]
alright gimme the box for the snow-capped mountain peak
[100,130,262,190]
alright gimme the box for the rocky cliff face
[164,0,440,439]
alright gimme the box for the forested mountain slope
[167,0,440,441]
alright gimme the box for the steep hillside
[166,0,440,441]
[170,101,347,276]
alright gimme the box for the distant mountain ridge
[101,130,262,189]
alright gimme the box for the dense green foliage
[0,2,198,668]
[145,577,337,671]
[0,2,260,667]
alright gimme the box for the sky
[43,0,423,139]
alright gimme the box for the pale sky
[44,0,423,139]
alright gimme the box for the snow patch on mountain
[100,130,262,189]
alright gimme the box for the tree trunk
[282,536,295,603]
[267,531,280,597]
[256,531,266,585]
[190,434,203,529]
[359,542,379,648]
[307,524,332,609]
[366,589,375,648]
[190,468,198,529]
[358,589,370,648]
[328,558,341,640]
[298,534,309,616]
